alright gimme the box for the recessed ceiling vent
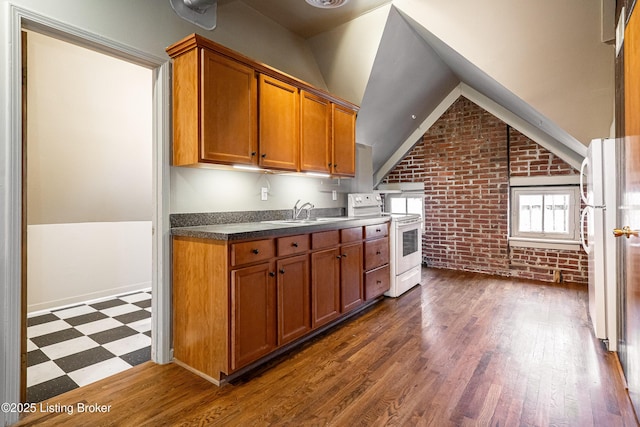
[169,0,217,30]
[305,0,350,9]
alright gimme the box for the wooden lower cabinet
[172,220,389,384]
[340,243,363,313]
[230,262,277,371]
[363,223,391,300]
[277,255,311,345]
[311,248,341,328]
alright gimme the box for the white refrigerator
[580,138,618,351]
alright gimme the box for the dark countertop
[171,216,391,241]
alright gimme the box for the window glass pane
[407,197,423,215]
[390,198,406,214]
[543,194,569,233]
[519,194,543,232]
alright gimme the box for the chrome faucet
[293,199,314,220]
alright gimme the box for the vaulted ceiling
[218,0,613,183]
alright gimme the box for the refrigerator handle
[580,157,589,205]
[580,207,591,254]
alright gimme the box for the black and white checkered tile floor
[26,291,152,403]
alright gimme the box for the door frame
[2,5,171,422]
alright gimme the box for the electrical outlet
[261,187,268,201]
[332,190,337,201]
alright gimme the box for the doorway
[22,29,154,402]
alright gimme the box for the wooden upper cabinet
[259,75,299,171]
[300,90,331,174]
[166,34,358,173]
[332,104,357,177]
[170,45,258,167]
[201,50,258,166]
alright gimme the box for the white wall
[393,0,614,145]
[171,167,350,213]
[26,30,152,224]
[307,4,390,107]
[27,222,152,313]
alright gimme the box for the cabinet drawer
[365,223,389,240]
[365,265,390,300]
[277,234,310,257]
[364,237,389,271]
[341,227,363,243]
[230,239,275,266]
[312,230,340,250]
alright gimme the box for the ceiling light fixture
[305,0,349,9]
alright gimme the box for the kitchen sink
[261,217,351,225]
[261,219,316,225]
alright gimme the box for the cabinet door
[311,248,341,328]
[300,90,331,173]
[259,74,299,171]
[201,50,258,165]
[331,104,356,177]
[230,262,276,371]
[340,243,363,313]
[277,255,311,345]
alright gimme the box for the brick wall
[508,128,579,177]
[383,96,588,284]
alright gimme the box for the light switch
[261,187,268,201]
[332,190,337,201]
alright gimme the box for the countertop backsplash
[170,208,345,228]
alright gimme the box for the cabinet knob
[376,228,381,232]
[376,280,381,284]
[328,162,332,167]
[376,250,381,255]
[252,249,259,254]
[292,242,299,247]
[251,151,256,156]
[336,255,342,259]
[269,272,275,277]
[261,153,267,158]
[334,164,338,169]
[279,269,285,274]
[342,253,347,258]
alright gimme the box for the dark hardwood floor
[15,268,639,426]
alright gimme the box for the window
[384,193,425,233]
[510,186,580,247]
[388,195,423,216]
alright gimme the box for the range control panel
[347,193,383,217]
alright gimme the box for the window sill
[508,237,582,251]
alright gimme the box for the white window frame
[383,193,425,233]
[509,185,581,250]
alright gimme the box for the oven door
[395,220,421,274]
